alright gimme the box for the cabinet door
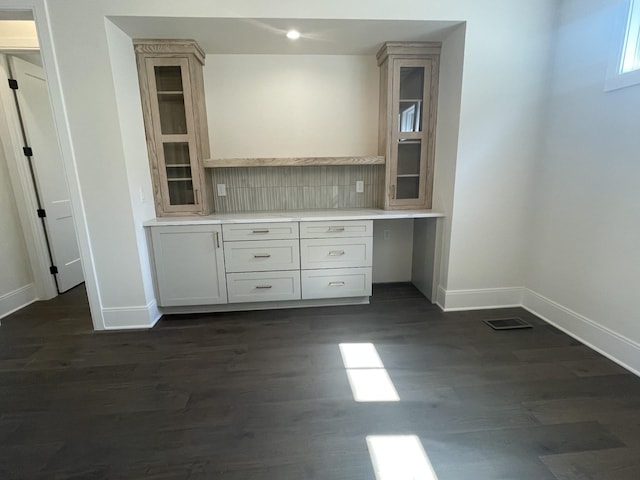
[151,225,227,306]
[388,58,436,209]
[145,57,205,215]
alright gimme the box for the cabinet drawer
[224,239,300,273]
[227,271,301,303]
[301,267,372,299]
[300,237,373,269]
[222,222,299,241]
[300,220,372,238]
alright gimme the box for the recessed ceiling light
[286,30,301,40]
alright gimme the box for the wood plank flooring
[0,283,639,479]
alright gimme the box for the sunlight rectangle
[339,343,385,368]
[366,435,438,480]
[346,368,399,402]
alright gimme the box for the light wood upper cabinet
[377,42,440,210]
[134,40,212,216]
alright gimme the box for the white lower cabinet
[149,219,373,309]
[301,267,372,299]
[150,225,227,307]
[227,271,301,303]
[300,220,373,300]
[223,223,302,304]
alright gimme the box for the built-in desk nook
[136,39,445,314]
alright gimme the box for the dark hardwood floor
[1,283,639,479]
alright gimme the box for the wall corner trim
[439,286,524,311]
[102,299,161,330]
[0,283,38,320]
[436,286,640,376]
[522,289,640,376]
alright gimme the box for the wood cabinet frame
[134,39,213,216]
[377,42,441,210]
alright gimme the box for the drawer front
[300,237,373,269]
[227,271,301,303]
[224,239,300,273]
[301,267,372,299]
[222,222,299,241]
[300,220,373,238]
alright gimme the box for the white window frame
[605,0,640,91]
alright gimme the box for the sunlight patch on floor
[339,343,399,402]
[367,435,439,480]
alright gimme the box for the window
[622,0,640,72]
[605,0,640,90]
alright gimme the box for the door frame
[0,1,105,330]
[0,52,57,300]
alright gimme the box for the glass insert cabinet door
[145,57,202,213]
[389,59,433,207]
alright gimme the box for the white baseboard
[102,299,161,330]
[0,283,38,320]
[437,286,524,311]
[436,284,640,376]
[159,296,370,315]
[522,289,640,376]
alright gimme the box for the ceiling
[109,17,462,55]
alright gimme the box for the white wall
[104,20,160,327]
[0,138,36,319]
[36,0,557,330]
[206,54,379,158]
[431,24,465,292]
[372,219,414,283]
[525,0,640,372]
[440,1,557,307]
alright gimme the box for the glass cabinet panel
[399,67,424,101]
[157,95,187,134]
[163,142,190,166]
[396,140,421,200]
[153,65,196,208]
[396,177,420,199]
[163,143,194,205]
[155,66,183,92]
[398,67,424,133]
[155,66,188,134]
[395,67,425,201]
[396,141,421,176]
[167,180,195,206]
[399,101,422,132]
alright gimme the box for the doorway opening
[0,11,87,320]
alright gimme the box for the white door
[10,56,83,293]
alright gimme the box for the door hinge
[23,146,33,157]
[8,78,18,90]
[49,265,58,275]
[37,208,46,218]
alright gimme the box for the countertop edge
[143,209,445,227]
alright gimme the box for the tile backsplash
[212,165,385,213]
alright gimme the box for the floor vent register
[484,317,532,330]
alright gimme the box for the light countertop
[143,208,445,226]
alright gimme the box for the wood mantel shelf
[203,156,385,168]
